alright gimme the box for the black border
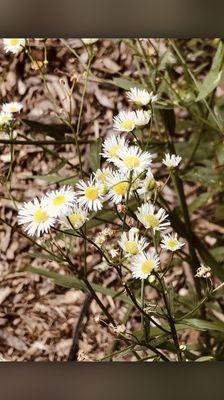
[0,363,224,399]
[0,0,224,37]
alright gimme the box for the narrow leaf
[196,41,224,101]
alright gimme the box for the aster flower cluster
[18,86,184,283]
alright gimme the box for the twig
[68,294,93,361]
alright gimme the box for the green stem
[155,272,183,362]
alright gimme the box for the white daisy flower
[61,204,88,230]
[131,250,160,280]
[18,197,55,237]
[134,109,151,127]
[101,134,129,162]
[94,167,113,195]
[126,87,158,106]
[76,178,103,211]
[106,171,133,204]
[3,38,25,54]
[113,146,152,174]
[119,227,149,256]
[0,111,13,125]
[136,202,170,231]
[94,167,113,184]
[161,232,184,252]
[113,110,136,132]
[137,170,156,195]
[2,102,23,113]
[162,153,182,169]
[43,186,76,217]
[82,39,98,45]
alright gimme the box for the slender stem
[68,293,93,361]
[114,266,170,334]
[152,230,182,361]
[140,279,146,338]
[155,272,183,362]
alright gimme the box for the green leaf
[112,77,144,90]
[26,174,78,185]
[183,166,224,190]
[210,246,224,262]
[22,119,67,140]
[47,160,67,174]
[195,356,214,362]
[89,138,102,171]
[24,266,133,305]
[215,142,224,164]
[181,318,224,332]
[134,318,224,345]
[196,41,224,101]
[214,203,224,221]
[189,189,219,213]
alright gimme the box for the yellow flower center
[124,155,140,169]
[33,208,48,224]
[8,105,17,112]
[85,186,99,201]
[145,214,160,228]
[97,172,108,183]
[121,120,134,130]
[167,239,178,249]
[113,181,129,195]
[52,195,66,206]
[135,98,143,105]
[141,260,154,274]
[9,39,20,46]
[69,212,83,226]
[125,241,139,255]
[109,145,121,157]
[1,115,10,123]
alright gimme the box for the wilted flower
[95,227,114,246]
[109,324,126,335]
[195,264,212,279]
